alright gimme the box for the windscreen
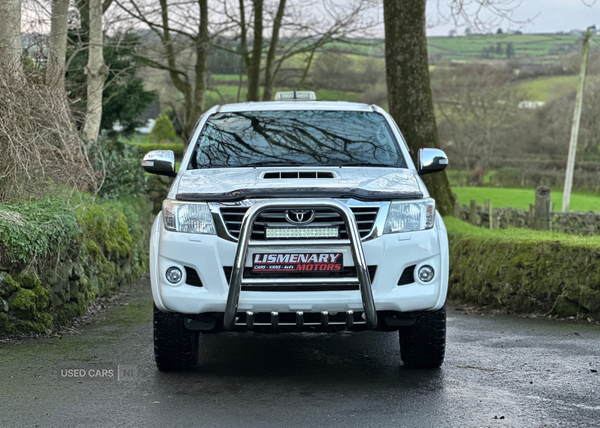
[191,110,406,168]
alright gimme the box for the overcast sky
[426,0,598,36]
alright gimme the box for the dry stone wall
[456,204,600,236]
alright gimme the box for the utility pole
[562,27,594,212]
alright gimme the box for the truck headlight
[383,199,435,234]
[162,200,216,234]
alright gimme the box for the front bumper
[150,210,449,321]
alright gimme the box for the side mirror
[142,150,176,177]
[417,148,448,175]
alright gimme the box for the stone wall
[0,197,153,334]
[446,217,600,318]
[455,204,600,236]
[148,175,174,214]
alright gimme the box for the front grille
[223,266,377,291]
[220,206,379,240]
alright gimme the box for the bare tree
[46,0,70,87]
[0,65,99,202]
[579,80,600,157]
[223,0,380,102]
[243,0,264,101]
[435,0,531,33]
[75,0,115,35]
[237,0,285,101]
[114,0,377,139]
[115,0,209,142]
[0,0,23,79]
[433,65,524,170]
[82,0,109,142]
[262,0,286,101]
[384,0,454,216]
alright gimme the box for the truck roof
[218,101,374,113]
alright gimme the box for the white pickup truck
[143,92,450,371]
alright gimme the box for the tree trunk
[77,0,90,38]
[47,0,70,88]
[383,0,455,216]
[246,0,263,102]
[0,0,22,79]
[184,0,208,143]
[238,0,248,102]
[262,0,286,101]
[82,0,108,142]
[297,46,317,90]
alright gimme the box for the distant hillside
[427,33,598,64]
[330,33,598,65]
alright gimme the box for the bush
[91,136,148,199]
[446,217,600,318]
[149,114,177,143]
[0,66,98,202]
[125,142,185,157]
[0,199,81,271]
[0,194,152,334]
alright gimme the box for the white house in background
[136,119,156,134]
[518,101,545,109]
[111,118,156,134]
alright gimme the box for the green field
[327,34,599,64]
[326,34,600,63]
[123,134,150,144]
[517,75,600,102]
[204,85,360,108]
[453,187,600,212]
[447,169,497,187]
[212,74,246,82]
[428,34,582,62]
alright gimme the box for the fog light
[166,267,182,284]
[418,265,434,282]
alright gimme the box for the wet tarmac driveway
[1,279,599,428]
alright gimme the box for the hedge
[126,142,185,157]
[0,195,153,334]
[446,217,600,318]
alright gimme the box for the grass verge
[446,217,600,318]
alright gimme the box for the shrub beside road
[446,217,600,318]
[0,195,153,334]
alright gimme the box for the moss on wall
[446,217,600,318]
[0,196,152,334]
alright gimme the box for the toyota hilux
[142,92,450,371]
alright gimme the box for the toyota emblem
[285,209,316,225]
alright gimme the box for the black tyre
[154,304,199,371]
[399,305,446,369]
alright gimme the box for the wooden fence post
[533,186,552,231]
[469,200,478,225]
[484,199,493,229]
